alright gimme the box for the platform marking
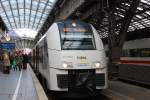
[12,70,23,100]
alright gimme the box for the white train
[105,38,150,65]
[105,38,150,85]
[120,38,150,85]
[31,20,107,95]
[121,38,150,65]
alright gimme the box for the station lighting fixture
[72,22,77,27]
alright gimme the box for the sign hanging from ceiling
[0,43,15,49]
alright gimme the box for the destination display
[58,22,96,50]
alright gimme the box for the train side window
[122,50,128,57]
[128,48,150,57]
[141,48,150,57]
[39,47,43,63]
[130,49,137,57]
[43,39,49,68]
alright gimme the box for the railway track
[47,93,109,100]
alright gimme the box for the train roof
[55,20,89,25]
[33,20,92,49]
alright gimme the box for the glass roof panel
[145,11,150,15]
[136,15,143,19]
[0,0,57,39]
[13,10,18,16]
[1,13,6,16]
[137,6,143,11]
[141,0,150,5]
[141,19,150,24]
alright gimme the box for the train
[105,38,150,85]
[120,38,150,65]
[31,20,107,96]
[104,38,150,65]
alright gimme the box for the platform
[0,64,48,100]
[102,81,150,100]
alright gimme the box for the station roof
[0,0,57,39]
[86,0,150,39]
[0,0,149,41]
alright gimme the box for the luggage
[23,63,27,70]
[3,66,10,74]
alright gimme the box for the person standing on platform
[17,55,23,71]
[22,54,28,69]
[0,55,3,72]
[3,52,11,74]
[9,55,13,70]
[12,57,17,71]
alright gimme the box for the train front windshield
[58,22,96,50]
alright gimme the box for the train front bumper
[48,69,107,97]
[48,67,107,93]
[57,69,106,91]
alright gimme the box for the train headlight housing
[62,62,73,69]
[92,62,104,69]
[95,62,101,68]
[62,63,68,68]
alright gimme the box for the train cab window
[58,21,96,50]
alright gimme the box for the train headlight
[95,62,101,68]
[92,62,104,69]
[62,63,68,68]
[62,62,73,69]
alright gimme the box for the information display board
[0,43,15,49]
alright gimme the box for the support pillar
[107,0,140,80]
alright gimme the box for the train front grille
[96,74,105,86]
[57,74,69,88]
[57,71,105,89]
